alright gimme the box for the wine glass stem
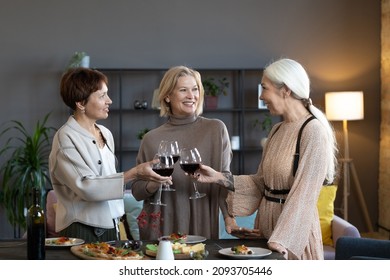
[192,181,200,195]
[156,184,163,203]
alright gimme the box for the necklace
[94,127,105,149]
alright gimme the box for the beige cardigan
[49,116,124,231]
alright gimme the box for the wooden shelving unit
[97,68,276,174]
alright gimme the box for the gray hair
[264,58,338,184]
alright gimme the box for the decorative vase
[205,95,218,109]
[80,56,90,68]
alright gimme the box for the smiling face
[259,75,287,116]
[83,82,112,121]
[168,75,199,118]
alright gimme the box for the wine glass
[179,148,206,199]
[158,140,180,191]
[150,154,174,206]
[168,140,180,164]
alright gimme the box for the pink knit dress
[227,115,327,260]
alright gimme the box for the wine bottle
[27,187,46,260]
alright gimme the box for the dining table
[0,238,284,260]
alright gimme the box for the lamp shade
[325,91,364,121]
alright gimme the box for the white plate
[158,235,207,244]
[218,247,272,259]
[45,237,85,247]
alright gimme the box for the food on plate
[146,242,205,255]
[45,237,75,246]
[231,245,253,255]
[74,242,144,260]
[165,232,187,243]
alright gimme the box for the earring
[165,98,170,103]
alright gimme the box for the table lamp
[325,91,373,231]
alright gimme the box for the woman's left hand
[225,216,261,239]
[268,242,288,259]
[230,227,261,239]
[192,164,222,184]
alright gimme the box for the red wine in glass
[179,163,199,175]
[150,154,174,206]
[172,155,180,164]
[152,168,174,177]
[158,141,179,191]
[179,148,206,199]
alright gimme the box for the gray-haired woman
[195,58,338,260]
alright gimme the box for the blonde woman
[132,66,233,240]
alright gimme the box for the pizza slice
[77,242,143,260]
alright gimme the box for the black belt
[264,185,290,195]
[265,195,286,204]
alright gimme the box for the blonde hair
[158,66,204,117]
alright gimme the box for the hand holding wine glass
[150,154,174,206]
[179,147,206,199]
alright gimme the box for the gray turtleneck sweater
[131,115,232,240]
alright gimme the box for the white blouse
[99,145,124,219]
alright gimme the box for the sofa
[335,236,390,260]
[323,215,361,260]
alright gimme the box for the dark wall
[0,0,381,238]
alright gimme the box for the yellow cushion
[317,185,337,246]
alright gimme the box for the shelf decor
[96,68,267,175]
[66,51,90,70]
[253,113,273,148]
[202,77,229,109]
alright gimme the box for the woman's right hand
[139,159,173,183]
[125,159,173,184]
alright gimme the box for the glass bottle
[27,187,46,260]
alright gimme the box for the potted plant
[0,113,55,236]
[253,113,273,147]
[137,128,150,140]
[66,51,90,70]
[202,77,229,109]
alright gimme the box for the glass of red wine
[150,154,174,206]
[179,147,206,199]
[158,140,180,191]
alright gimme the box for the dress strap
[263,115,316,199]
[293,116,316,177]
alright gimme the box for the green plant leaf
[202,77,229,96]
[0,112,56,230]
[253,113,273,133]
[66,51,87,69]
